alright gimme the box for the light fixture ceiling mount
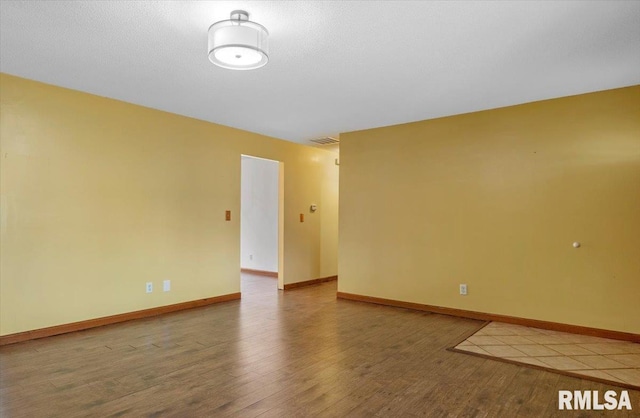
[208,10,269,70]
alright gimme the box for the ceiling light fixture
[208,10,269,70]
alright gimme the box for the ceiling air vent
[309,136,340,146]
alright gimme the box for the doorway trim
[277,161,284,290]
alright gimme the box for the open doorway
[240,155,284,290]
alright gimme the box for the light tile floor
[454,322,640,388]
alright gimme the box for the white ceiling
[1,1,639,144]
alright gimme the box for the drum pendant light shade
[208,10,269,70]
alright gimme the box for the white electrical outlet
[460,284,467,296]
[163,280,171,292]
[146,282,153,293]
[249,254,253,260]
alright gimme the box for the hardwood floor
[1,274,638,417]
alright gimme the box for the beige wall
[320,155,339,278]
[0,73,339,336]
[338,86,640,334]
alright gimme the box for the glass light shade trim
[208,16,269,70]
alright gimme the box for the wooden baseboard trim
[0,292,241,346]
[284,275,337,290]
[336,292,640,343]
[241,268,278,278]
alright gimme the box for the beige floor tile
[606,354,640,368]
[577,370,625,384]
[535,328,566,336]
[554,335,606,344]
[486,322,518,329]
[545,344,595,356]
[577,343,637,355]
[523,335,576,345]
[511,344,561,357]
[534,329,610,344]
[536,356,591,371]
[508,357,549,368]
[600,369,640,387]
[569,355,627,370]
[474,328,517,336]
[482,345,527,358]
[620,343,640,354]
[466,336,505,346]
[568,335,628,344]
[493,336,536,345]
[484,322,535,332]
[509,327,546,337]
[456,322,640,389]
[457,344,490,356]
[540,329,592,344]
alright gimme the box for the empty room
[0,1,639,416]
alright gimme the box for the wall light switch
[460,284,467,296]
[300,214,304,222]
[163,280,171,292]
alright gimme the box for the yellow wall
[320,155,339,278]
[0,73,339,336]
[338,86,640,334]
